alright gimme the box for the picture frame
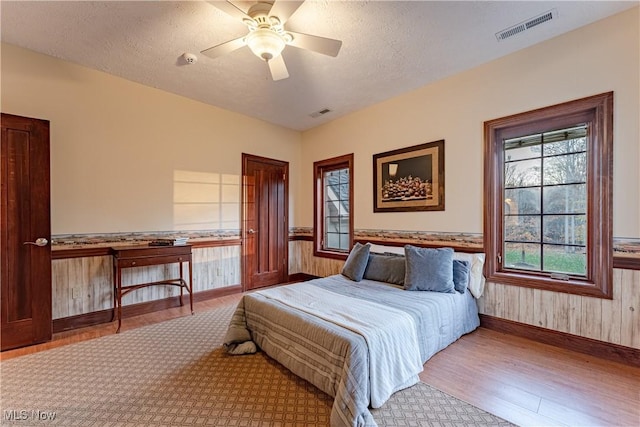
[373,140,445,212]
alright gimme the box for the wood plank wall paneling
[481,268,640,350]
[295,239,640,351]
[621,269,640,348]
[288,240,303,275]
[290,241,344,277]
[51,245,241,320]
[52,256,113,319]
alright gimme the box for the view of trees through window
[503,125,588,276]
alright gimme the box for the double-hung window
[314,154,354,259]
[484,93,613,298]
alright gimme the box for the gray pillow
[403,245,455,293]
[453,259,471,294]
[341,242,370,282]
[363,253,405,285]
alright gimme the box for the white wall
[1,43,302,235]
[299,7,640,239]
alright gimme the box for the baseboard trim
[53,285,242,333]
[479,314,640,368]
[287,273,319,283]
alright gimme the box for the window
[314,154,354,259]
[484,92,613,298]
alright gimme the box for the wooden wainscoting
[479,268,640,351]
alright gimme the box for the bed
[224,245,484,427]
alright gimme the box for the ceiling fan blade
[268,0,304,25]
[287,31,342,57]
[200,37,246,59]
[268,55,289,81]
[208,1,251,22]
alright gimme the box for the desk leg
[116,267,123,334]
[179,261,185,307]
[112,262,117,323]
[188,260,194,315]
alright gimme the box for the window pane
[543,153,587,185]
[543,245,587,276]
[339,200,349,216]
[543,184,586,214]
[325,232,341,250]
[324,217,333,234]
[325,184,342,202]
[543,215,587,246]
[504,243,541,271]
[504,158,541,188]
[504,144,541,161]
[504,216,540,243]
[339,233,350,251]
[322,171,332,187]
[338,216,350,234]
[325,201,337,217]
[543,137,587,156]
[504,188,540,214]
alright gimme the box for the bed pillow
[453,252,486,298]
[363,253,405,285]
[452,259,471,294]
[341,242,370,282]
[403,245,455,293]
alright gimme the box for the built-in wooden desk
[111,245,193,332]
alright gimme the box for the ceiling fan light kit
[200,0,342,81]
[245,28,286,61]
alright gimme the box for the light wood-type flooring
[2,293,638,427]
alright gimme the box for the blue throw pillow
[363,253,405,285]
[403,245,455,293]
[453,259,471,294]
[341,242,370,282]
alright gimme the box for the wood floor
[2,293,639,427]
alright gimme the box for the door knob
[23,237,49,247]
[248,229,257,234]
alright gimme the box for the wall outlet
[216,267,222,276]
[72,287,80,299]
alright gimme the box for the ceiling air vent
[496,9,557,41]
[309,108,332,118]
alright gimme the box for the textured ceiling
[1,1,636,131]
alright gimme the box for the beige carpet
[1,301,514,426]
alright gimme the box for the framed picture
[373,140,445,212]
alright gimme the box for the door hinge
[283,173,286,181]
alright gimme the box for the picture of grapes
[381,154,433,202]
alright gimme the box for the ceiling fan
[201,0,342,81]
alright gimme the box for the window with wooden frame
[314,154,354,260]
[484,92,613,298]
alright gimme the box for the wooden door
[242,154,288,290]
[1,113,52,351]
